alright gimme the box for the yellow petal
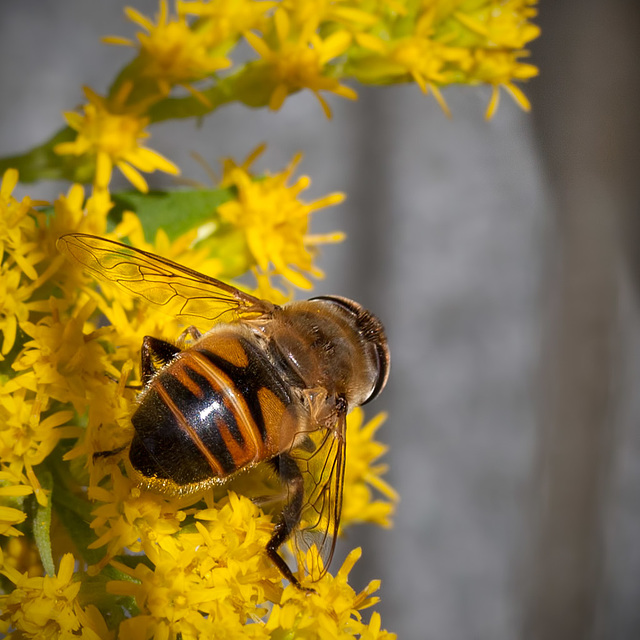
[1,314,17,354]
[57,553,76,584]
[0,505,26,525]
[355,32,387,55]
[428,83,451,118]
[132,147,180,175]
[503,81,531,111]
[274,8,290,43]
[245,31,272,58]
[0,168,18,197]
[101,35,134,46]
[125,6,154,31]
[320,31,352,62]
[117,161,149,193]
[95,152,113,189]
[485,85,500,120]
[314,91,333,119]
[269,84,289,111]
[0,485,33,497]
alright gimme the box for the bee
[57,233,390,589]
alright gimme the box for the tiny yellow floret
[218,147,345,289]
[245,8,357,118]
[55,87,179,192]
[0,553,112,639]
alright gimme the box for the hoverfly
[58,233,390,589]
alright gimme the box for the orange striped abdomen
[129,330,299,492]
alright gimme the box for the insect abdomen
[129,329,299,492]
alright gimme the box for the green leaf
[111,187,233,239]
[44,446,104,566]
[110,187,254,277]
[32,468,55,576]
[53,485,105,566]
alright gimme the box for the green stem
[0,126,95,184]
[32,468,55,576]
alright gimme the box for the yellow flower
[106,493,280,639]
[266,548,397,639]
[38,185,112,262]
[282,0,379,31]
[1,128,397,637]
[350,1,539,117]
[0,169,61,355]
[74,213,227,348]
[354,10,469,115]
[0,552,112,640]
[452,0,540,49]
[55,87,179,192]
[245,8,357,118]
[0,505,27,538]
[218,148,345,289]
[0,478,33,537]
[10,297,120,412]
[63,364,136,480]
[342,408,398,529]
[178,0,277,44]
[0,481,32,532]
[0,168,46,281]
[474,49,539,118]
[0,387,75,504]
[87,469,186,571]
[105,0,231,101]
[0,263,31,356]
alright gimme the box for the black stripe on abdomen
[196,338,292,444]
[182,365,246,447]
[158,370,236,475]
[130,385,215,485]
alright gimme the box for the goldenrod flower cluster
[0,153,395,636]
[2,0,538,193]
[0,1,539,638]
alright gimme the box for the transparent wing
[57,233,272,323]
[290,410,346,580]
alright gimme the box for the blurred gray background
[1,1,639,638]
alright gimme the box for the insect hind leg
[267,452,314,592]
[103,372,143,390]
[92,444,127,462]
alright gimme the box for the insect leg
[92,444,127,462]
[176,325,203,349]
[141,336,181,385]
[103,372,143,390]
[267,453,313,592]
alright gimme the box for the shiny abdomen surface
[129,327,298,488]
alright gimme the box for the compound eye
[309,295,361,318]
[311,295,390,405]
[362,340,390,405]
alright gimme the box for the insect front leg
[141,336,181,385]
[267,452,313,592]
